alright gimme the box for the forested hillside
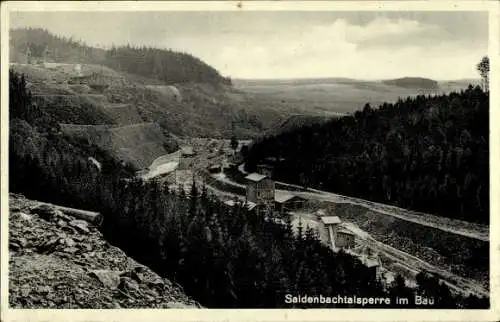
[9,71,488,308]
[10,28,229,86]
[245,86,489,224]
[104,45,231,85]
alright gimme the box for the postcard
[1,1,499,321]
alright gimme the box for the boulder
[89,270,122,290]
[62,247,78,254]
[18,212,32,221]
[118,276,140,293]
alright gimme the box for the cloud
[181,17,485,80]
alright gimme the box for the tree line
[9,71,489,308]
[245,86,489,224]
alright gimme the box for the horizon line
[231,76,481,82]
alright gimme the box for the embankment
[60,122,172,169]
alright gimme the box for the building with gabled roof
[360,252,382,280]
[320,215,342,250]
[336,228,356,249]
[245,173,275,213]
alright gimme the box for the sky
[9,11,488,80]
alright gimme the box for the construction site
[145,139,488,299]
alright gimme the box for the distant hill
[381,77,439,90]
[10,28,230,86]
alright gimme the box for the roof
[320,216,341,225]
[337,228,356,236]
[361,255,380,268]
[224,200,237,207]
[275,193,305,204]
[363,259,379,268]
[245,173,268,182]
[181,146,195,156]
[275,192,295,203]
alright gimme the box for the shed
[320,216,342,250]
[275,192,306,214]
[178,146,195,170]
[360,253,382,279]
[336,228,356,249]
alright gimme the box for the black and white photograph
[1,1,499,321]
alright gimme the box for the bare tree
[476,56,489,91]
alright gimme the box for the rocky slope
[8,193,200,309]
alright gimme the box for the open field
[233,78,481,115]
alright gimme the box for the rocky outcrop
[8,193,200,309]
